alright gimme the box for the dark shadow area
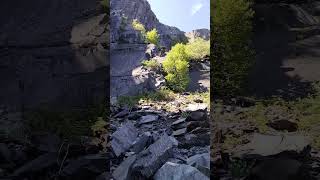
[0,0,109,179]
[247,5,316,100]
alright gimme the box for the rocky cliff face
[185,29,210,42]
[110,0,187,49]
[0,0,108,136]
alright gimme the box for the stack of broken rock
[110,103,211,180]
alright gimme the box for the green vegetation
[91,117,108,136]
[162,43,190,92]
[212,0,254,96]
[141,59,161,71]
[132,19,146,40]
[132,19,146,34]
[146,28,160,46]
[100,0,109,12]
[117,88,176,109]
[186,38,210,60]
[26,103,107,139]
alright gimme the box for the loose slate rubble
[132,134,179,178]
[139,115,159,124]
[154,162,210,180]
[112,155,137,180]
[187,153,210,177]
[130,132,153,153]
[111,122,139,157]
[172,128,187,136]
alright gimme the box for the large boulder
[132,134,178,178]
[154,162,209,180]
[233,133,311,159]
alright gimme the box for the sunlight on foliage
[141,59,161,71]
[212,0,254,96]
[146,28,160,46]
[117,88,176,108]
[91,117,107,136]
[163,43,190,92]
[186,38,210,60]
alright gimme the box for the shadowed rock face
[0,0,108,131]
[249,1,320,99]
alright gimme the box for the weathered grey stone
[139,115,159,124]
[111,122,139,156]
[132,134,178,178]
[233,133,311,158]
[112,155,137,180]
[185,103,208,112]
[172,118,186,126]
[154,162,209,180]
[130,132,153,153]
[187,153,210,177]
[172,128,187,136]
[113,109,129,118]
[96,172,112,180]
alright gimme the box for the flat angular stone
[112,155,137,180]
[154,162,209,180]
[172,128,187,136]
[233,133,311,158]
[130,132,153,153]
[111,122,139,156]
[172,118,186,126]
[139,115,159,124]
[187,153,210,177]
[132,134,178,178]
[185,103,207,112]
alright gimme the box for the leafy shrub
[91,117,107,136]
[141,59,160,70]
[186,38,210,60]
[146,28,160,46]
[162,43,190,92]
[132,19,146,33]
[212,0,254,97]
[100,0,109,13]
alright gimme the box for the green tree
[186,38,210,60]
[163,43,190,92]
[132,19,146,40]
[212,0,254,97]
[146,28,160,46]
